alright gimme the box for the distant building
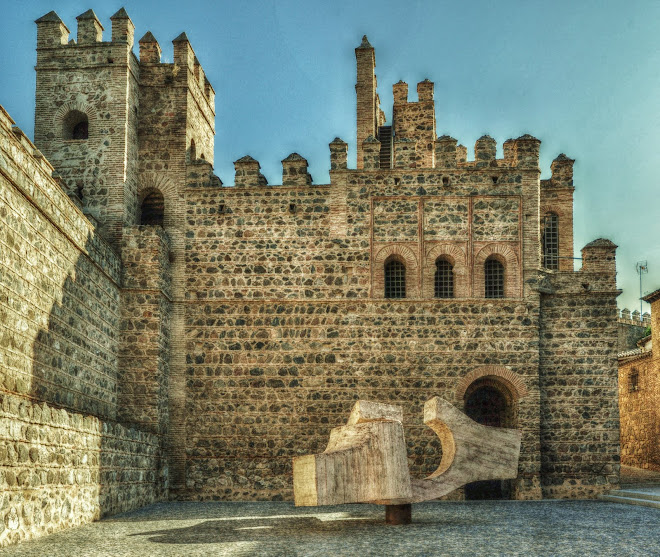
[618,292,660,471]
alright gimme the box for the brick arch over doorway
[455,365,529,405]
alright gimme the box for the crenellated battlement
[138,30,215,109]
[619,308,651,325]
[36,8,134,49]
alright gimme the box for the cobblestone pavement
[3,500,658,557]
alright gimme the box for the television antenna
[636,260,648,319]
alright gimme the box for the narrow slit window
[485,257,504,299]
[629,369,639,392]
[385,259,406,299]
[543,213,559,270]
[434,258,454,298]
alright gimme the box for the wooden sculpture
[292,397,521,524]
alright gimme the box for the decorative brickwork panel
[472,197,520,240]
[423,243,468,298]
[373,199,419,241]
[473,243,521,299]
[423,198,469,239]
[372,244,420,298]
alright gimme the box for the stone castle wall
[0,106,120,420]
[0,392,163,547]
[539,246,620,498]
[34,12,140,249]
[0,9,626,546]
[176,157,618,501]
[0,105,165,547]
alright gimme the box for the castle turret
[34,8,139,248]
[391,79,436,168]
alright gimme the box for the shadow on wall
[30,250,119,421]
[0,227,164,546]
[27,231,166,515]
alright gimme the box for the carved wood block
[293,397,521,507]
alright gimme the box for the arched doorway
[463,377,516,500]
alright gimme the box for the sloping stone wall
[0,392,163,547]
[0,107,120,420]
[0,106,166,547]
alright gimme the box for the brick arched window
[543,212,559,270]
[484,257,505,299]
[434,258,454,298]
[140,190,164,226]
[63,110,89,140]
[385,257,406,299]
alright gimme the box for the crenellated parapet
[34,11,70,47]
[138,30,215,126]
[76,9,103,44]
[580,238,618,289]
[362,135,381,170]
[36,8,135,51]
[329,137,348,170]
[430,134,541,171]
[618,308,651,325]
[545,154,575,189]
[282,153,312,186]
[391,79,436,168]
[234,155,268,187]
[138,31,161,63]
[474,135,497,167]
[110,8,134,47]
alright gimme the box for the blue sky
[1,0,658,314]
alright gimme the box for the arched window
[63,110,89,140]
[384,258,406,299]
[434,258,454,298]
[542,213,559,270]
[484,257,504,299]
[140,190,164,226]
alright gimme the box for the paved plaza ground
[4,498,659,557]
